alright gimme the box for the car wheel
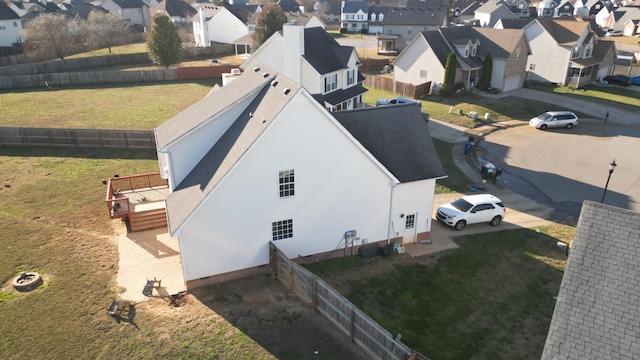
[566,123,573,129]
[540,124,547,130]
[454,220,466,230]
[490,216,502,226]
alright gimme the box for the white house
[242,22,367,112]
[393,27,530,93]
[154,65,446,288]
[193,4,248,47]
[95,0,150,30]
[474,1,518,27]
[0,2,22,47]
[523,18,616,87]
[341,0,369,32]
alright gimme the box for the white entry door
[402,213,418,245]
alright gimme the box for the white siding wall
[390,179,437,239]
[206,11,248,44]
[491,59,506,89]
[394,39,444,87]
[0,19,22,46]
[179,93,395,281]
[525,24,570,84]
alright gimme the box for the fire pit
[12,272,43,291]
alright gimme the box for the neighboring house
[341,0,369,32]
[584,0,609,16]
[314,0,341,24]
[153,64,446,288]
[246,6,322,33]
[603,6,640,32]
[193,4,248,47]
[502,0,532,17]
[8,1,45,17]
[542,201,640,359]
[474,1,518,28]
[456,0,481,25]
[623,18,640,36]
[523,18,616,87]
[393,26,530,93]
[95,0,150,30]
[554,0,575,17]
[242,23,366,112]
[150,0,196,26]
[67,3,109,19]
[371,5,448,54]
[537,0,560,17]
[0,2,22,47]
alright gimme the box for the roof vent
[262,72,270,78]
[290,19,297,25]
[231,68,241,75]
[283,88,291,95]
[271,80,278,87]
[253,67,261,72]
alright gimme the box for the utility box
[468,111,479,119]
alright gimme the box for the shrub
[339,27,347,34]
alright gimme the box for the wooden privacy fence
[363,74,431,99]
[0,127,155,149]
[269,242,429,360]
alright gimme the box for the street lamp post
[600,159,617,203]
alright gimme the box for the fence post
[349,305,356,342]
[311,277,317,311]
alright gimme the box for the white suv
[436,194,506,230]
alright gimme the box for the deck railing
[106,172,168,219]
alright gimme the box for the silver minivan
[529,111,578,130]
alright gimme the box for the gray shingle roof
[0,2,20,19]
[342,1,369,13]
[534,18,589,46]
[381,6,448,26]
[331,104,446,183]
[161,68,302,233]
[542,201,640,359]
[303,27,355,75]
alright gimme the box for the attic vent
[262,72,270,78]
[271,80,279,87]
[231,68,241,75]
[253,67,261,72]
[290,19,297,25]
[283,88,291,95]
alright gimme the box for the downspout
[386,183,396,246]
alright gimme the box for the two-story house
[341,0,369,32]
[555,0,575,17]
[150,0,196,27]
[393,26,530,93]
[537,0,560,17]
[0,2,22,47]
[192,3,249,47]
[153,64,445,288]
[474,1,518,27]
[242,23,366,112]
[95,0,150,31]
[370,5,448,54]
[523,18,616,87]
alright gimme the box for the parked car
[375,97,418,106]
[529,111,578,130]
[603,75,631,87]
[436,194,506,230]
[631,76,640,86]
[605,29,623,37]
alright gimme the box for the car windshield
[451,198,473,212]
[537,113,552,121]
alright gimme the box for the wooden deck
[106,173,169,232]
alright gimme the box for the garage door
[503,74,522,92]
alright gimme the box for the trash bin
[481,162,496,179]
[464,141,475,155]
[492,167,503,184]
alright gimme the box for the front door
[402,213,417,245]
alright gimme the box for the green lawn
[530,82,640,110]
[305,224,573,360]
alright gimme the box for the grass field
[0,62,588,359]
[305,224,574,359]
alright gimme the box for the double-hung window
[279,169,294,197]
[346,69,355,86]
[324,74,337,92]
[272,219,293,240]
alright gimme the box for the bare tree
[84,11,133,53]
[23,13,85,61]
